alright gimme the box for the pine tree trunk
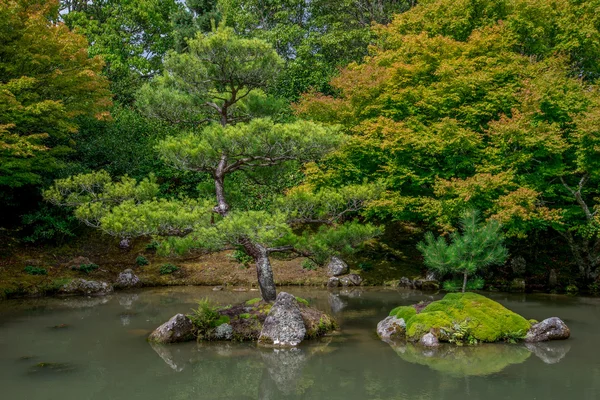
[462,271,468,293]
[241,239,277,302]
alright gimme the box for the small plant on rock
[135,256,149,266]
[188,298,229,332]
[418,209,508,293]
[24,266,47,276]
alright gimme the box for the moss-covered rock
[388,305,417,321]
[406,293,531,342]
[153,296,336,344]
[387,293,532,343]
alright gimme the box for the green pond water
[0,287,597,399]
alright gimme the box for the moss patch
[295,296,309,306]
[245,298,262,306]
[389,306,417,321]
[402,293,531,343]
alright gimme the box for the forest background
[2,0,600,294]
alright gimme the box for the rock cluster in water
[149,291,336,347]
[326,257,364,288]
[377,292,570,347]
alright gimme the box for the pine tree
[417,210,508,293]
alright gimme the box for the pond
[0,287,598,399]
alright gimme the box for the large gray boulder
[59,279,113,296]
[259,292,306,347]
[525,317,570,342]
[326,257,349,277]
[376,316,406,342]
[115,269,141,288]
[148,313,196,344]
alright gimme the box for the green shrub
[443,277,485,292]
[136,256,149,266]
[24,266,48,276]
[358,262,373,272]
[239,313,251,319]
[146,240,160,250]
[301,259,317,271]
[231,249,253,266]
[188,298,229,332]
[71,263,99,274]
[159,263,179,275]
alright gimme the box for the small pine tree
[417,210,509,293]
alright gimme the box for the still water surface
[0,287,598,400]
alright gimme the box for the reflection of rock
[327,257,349,276]
[525,341,571,364]
[59,279,113,296]
[328,293,346,314]
[149,342,190,372]
[61,296,111,309]
[525,317,570,342]
[117,293,139,309]
[377,316,406,342]
[260,348,307,395]
[259,292,306,347]
[115,269,141,288]
[148,313,196,344]
[390,342,531,377]
[339,287,363,298]
[120,314,131,326]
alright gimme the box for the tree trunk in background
[462,271,468,293]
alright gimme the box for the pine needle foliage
[417,210,508,292]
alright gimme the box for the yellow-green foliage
[405,293,531,342]
[389,306,417,321]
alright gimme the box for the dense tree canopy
[60,0,180,102]
[47,27,380,301]
[297,0,600,279]
[0,0,111,226]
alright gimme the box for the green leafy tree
[0,0,111,227]
[297,0,600,281]
[418,210,508,293]
[60,0,180,103]
[48,28,380,301]
[221,0,415,100]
